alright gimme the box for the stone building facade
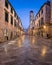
[34,1,51,38]
[0,0,23,42]
[28,1,52,38]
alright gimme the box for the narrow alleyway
[0,35,52,65]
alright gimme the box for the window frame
[5,11,9,22]
[5,0,8,8]
[11,16,13,25]
[11,7,13,14]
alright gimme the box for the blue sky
[9,0,47,29]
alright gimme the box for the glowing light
[41,46,47,57]
[43,25,46,29]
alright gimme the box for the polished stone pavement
[0,35,52,65]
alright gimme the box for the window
[5,0,8,8]
[37,16,38,19]
[14,20,16,27]
[11,7,13,13]
[11,16,13,25]
[17,16,18,19]
[39,13,40,17]
[16,22,18,27]
[41,18,44,25]
[39,20,40,27]
[41,9,43,14]
[46,5,50,13]
[5,11,8,22]
[14,12,16,17]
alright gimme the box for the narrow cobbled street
[0,35,52,65]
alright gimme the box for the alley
[0,35,52,65]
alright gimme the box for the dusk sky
[9,0,47,29]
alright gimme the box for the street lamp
[43,25,46,29]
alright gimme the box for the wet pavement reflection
[0,35,52,65]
